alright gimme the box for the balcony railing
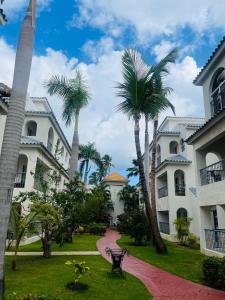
[14,172,26,188]
[205,229,225,254]
[200,159,225,185]
[210,81,225,116]
[158,186,168,198]
[175,184,185,196]
[159,222,170,235]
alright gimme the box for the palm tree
[79,142,101,184]
[0,1,36,295]
[100,154,114,176]
[126,159,139,179]
[45,70,90,180]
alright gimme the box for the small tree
[65,260,90,291]
[174,217,192,245]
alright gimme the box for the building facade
[0,89,70,211]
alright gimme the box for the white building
[150,117,205,241]
[0,89,70,210]
[103,172,128,225]
[186,37,225,257]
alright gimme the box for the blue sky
[1,0,225,184]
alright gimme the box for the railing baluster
[200,159,225,186]
[205,229,225,254]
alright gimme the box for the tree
[119,185,140,211]
[0,0,7,25]
[45,70,90,180]
[79,142,101,184]
[8,206,37,270]
[0,1,36,296]
[116,49,175,253]
[100,154,114,176]
[126,159,139,179]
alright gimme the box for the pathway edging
[97,229,225,300]
[5,251,100,256]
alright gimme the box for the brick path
[97,229,225,300]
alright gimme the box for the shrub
[86,223,107,235]
[173,217,192,245]
[75,225,85,235]
[9,294,58,300]
[202,257,225,290]
[187,233,199,249]
[65,260,90,291]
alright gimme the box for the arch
[170,141,178,154]
[174,169,185,196]
[15,154,28,188]
[177,208,188,218]
[26,120,37,136]
[211,67,225,93]
[47,127,54,152]
[156,144,161,166]
[206,152,221,167]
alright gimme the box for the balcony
[158,186,168,198]
[14,172,26,188]
[205,229,225,254]
[175,184,185,196]
[200,159,225,186]
[159,222,170,234]
[210,82,225,116]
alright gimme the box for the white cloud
[82,37,115,62]
[71,0,225,42]
[0,37,203,171]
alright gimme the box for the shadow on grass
[107,271,126,280]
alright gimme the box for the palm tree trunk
[68,111,79,180]
[0,2,36,297]
[144,115,150,196]
[150,116,167,253]
[84,160,89,185]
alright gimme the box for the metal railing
[14,172,26,188]
[175,184,185,196]
[210,81,225,116]
[205,229,225,254]
[158,186,168,198]
[159,222,170,235]
[200,159,225,185]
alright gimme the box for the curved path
[97,229,225,300]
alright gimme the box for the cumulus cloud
[82,37,115,62]
[0,37,203,171]
[71,0,225,42]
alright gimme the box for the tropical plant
[79,142,101,184]
[116,49,167,253]
[45,70,90,180]
[173,217,192,245]
[9,294,59,300]
[65,260,90,290]
[100,154,114,176]
[126,159,139,179]
[0,1,36,296]
[119,185,140,211]
[8,206,37,270]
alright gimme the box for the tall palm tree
[126,159,139,178]
[0,1,36,296]
[101,154,114,176]
[79,142,101,184]
[45,70,90,180]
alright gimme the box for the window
[156,145,161,166]
[47,127,54,152]
[14,154,28,188]
[26,121,37,136]
[174,169,185,196]
[177,208,188,218]
[169,141,178,154]
[211,68,225,116]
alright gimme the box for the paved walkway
[5,251,100,256]
[97,229,225,300]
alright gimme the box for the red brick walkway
[97,229,225,300]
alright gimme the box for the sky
[0,0,225,183]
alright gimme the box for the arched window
[157,144,161,166]
[14,154,28,188]
[61,146,65,158]
[180,138,185,152]
[47,127,54,152]
[26,120,37,136]
[177,208,188,219]
[170,141,178,154]
[211,68,225,115]
[174,169,185,196]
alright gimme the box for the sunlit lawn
[5,255,150,300]
[15,234,99,252]
[118,235,205,283]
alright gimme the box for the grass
[5,255,150,300]
[118,235,206,283]
[15,234,99,252]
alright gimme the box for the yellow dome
[104,172,128,183]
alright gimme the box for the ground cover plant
[5,256,150,300]
[118,235,205,283]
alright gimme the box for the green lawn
[16,234,99,252]
[5,256,150,300]
[118,235,205,283]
